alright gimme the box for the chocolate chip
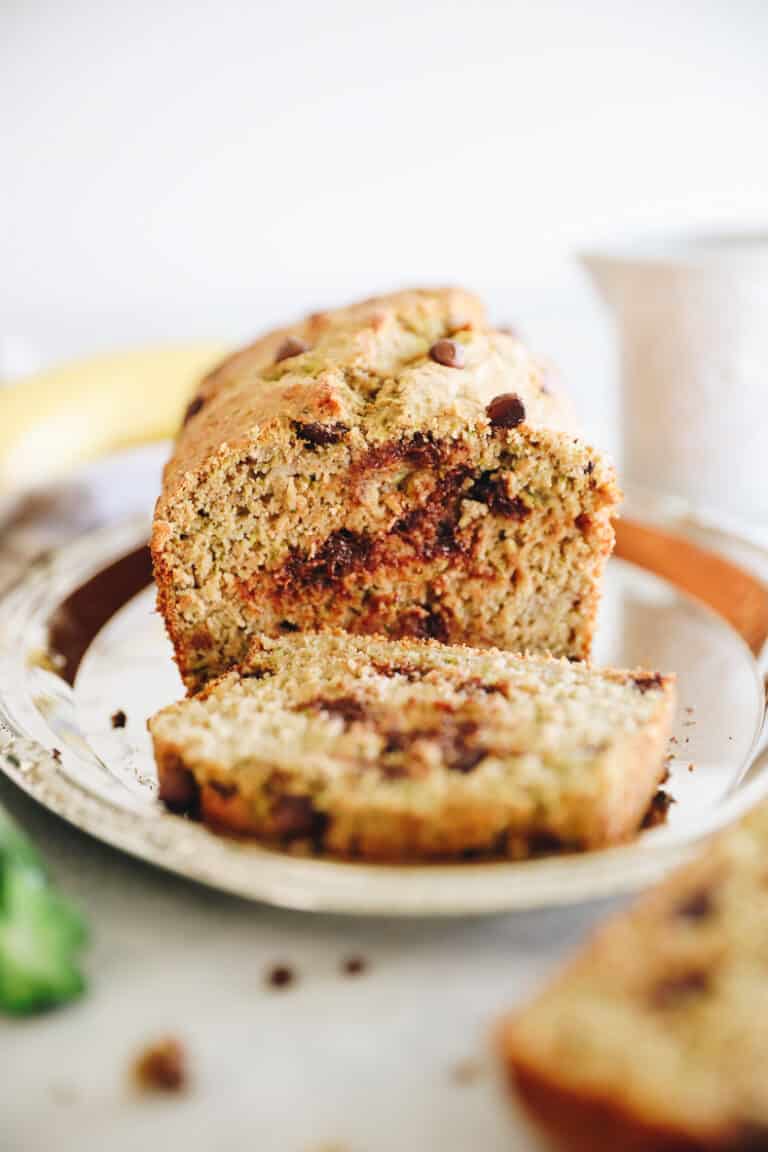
[305,695,368,726]
[271,794,327,840]
[293,421,349,446]
[405,432,443,470]
[584,461,595,475]
[451,746,486,774]
[159,757,201,816]
[642,789,675,829]
[133,1037,187,1093]
[111,709,127,729]
[734,1124,768,1150]
[486,393,526,429]
[266,964,296,989]
[632,673,664,694]
[528,831,567,856]
[279,620,300,632]
[286,528,374,587]
[208,780,237,799]
[370,661,422,682]
[468,472,529,520]
[651,969,710,1009]
[575,513,592,534]
[182,395,205,426]
[275,336,309,363]
[429,339,465,369]
[341,956,367,977]
[675,886,715,921]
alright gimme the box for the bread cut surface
[500,801,768,1151]
[148,630,674,861]
[152,288,620,692]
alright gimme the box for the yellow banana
[0,345,227,492]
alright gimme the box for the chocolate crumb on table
[111,709,127,729]
[266,963,296,990]
[133,1037,187,1093]
[341,955,367,977]
[51,747,62,762]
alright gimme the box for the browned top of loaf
[156,287,571,519]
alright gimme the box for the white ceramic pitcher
[581,234,768,521]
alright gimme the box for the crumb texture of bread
[151,288,620,692]
[148,630,674,861]
[500,800,768,1151]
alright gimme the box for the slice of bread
[148,630,675,861]
[500,801,768,1151]
[152,288,620,693]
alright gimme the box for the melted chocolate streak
[48,546,153,685]
[274,464,526,593]
[45,445,525,685]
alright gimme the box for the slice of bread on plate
[148,630,674,861]
[151,288,620,692]
[500,798,768,1150]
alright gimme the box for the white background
[3,0,768,449]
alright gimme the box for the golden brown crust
[508,1063,725,1152]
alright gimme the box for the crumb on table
[341,955,368,977]
[111,709,128,729]
[451,1057,483,1085]
[266,963,296,990]
[133,1037,187,1093]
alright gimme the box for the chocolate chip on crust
[486,392,526,429]
[275,336,309,363]
[429,339,465,369]
[182,395,205,426]
[293,421,349,446]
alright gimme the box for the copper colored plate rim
[614,518,768,657]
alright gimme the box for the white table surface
[0,447,626,1152]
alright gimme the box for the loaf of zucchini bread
[148,630,675,860]
[152,288,620,693]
